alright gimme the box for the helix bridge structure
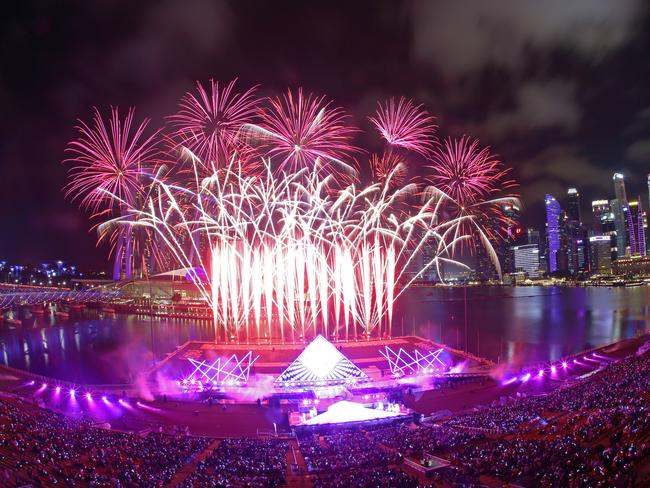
[0,287,121,309]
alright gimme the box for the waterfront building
[511,243,540,278]
[588,235,612,274]
[612,255,650,276]
[545,194,561,273]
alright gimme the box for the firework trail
[370,151,408,189]
[168,79,259,172]
[64,107,162,279]
[64,107,160,212]
[104,154,468,342]
[425,136,520,273]
[64,80,519,338]
[243,88,358,177]
[369,97,437,156]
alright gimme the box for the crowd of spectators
[0,398,210,487]
[0,344,648,487]
[181,437,288,488]
[295,347,650,487]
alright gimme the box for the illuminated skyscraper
[567,188,581,225]
[626,199,646,256]
[589,235,612,274]
[512,244,540,278]
[545,194,561,273]
[612,173,628,257]
[591,200,610,234]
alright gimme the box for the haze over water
[1,286,648,384]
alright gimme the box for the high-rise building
[527,228,541,245]
[626,199,646,256]
[612,173,628,257]
[647,174,650,218]
[545,194,561,273]
[512,244,540,278]
[567,188,581,225]
[589,235,612,274]
[591,200,610,234]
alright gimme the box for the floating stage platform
[149,335,491,397]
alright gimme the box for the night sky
[2,1,650,269]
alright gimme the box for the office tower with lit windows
[626,199,646,256]
[591,200,610,234]
[567,188,582,225]
[612,173,628,257]
[589,235,613,274]
[545,194,561,273]
[512,244,540,278]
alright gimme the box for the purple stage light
[573,359,578,364]
[28,380,35,386]
[42,382,48,388]
[85,392,92,400]
[551,365,557,374]
[502,377,517,386]
[562,361,568,368]
[70,389,76,397]
[101,395,108,402]
[522,373,531,382]
[538,369,544,377]
[55,386,61,393]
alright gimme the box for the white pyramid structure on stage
[275,335,369,387]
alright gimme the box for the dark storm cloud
[410,0,642,80]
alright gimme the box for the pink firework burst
[370,151,407,189]
[369,97,436,156]
[253,88,358,175]
[64,107,160,212]
[427,136,515,206]
[168,79,259,167]
[426,136,519,249]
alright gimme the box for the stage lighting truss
[380,346,446,377]
[275,335,369,388]
[183,351,259,388]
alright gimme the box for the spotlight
[70,389,76,397]
[101,395,107,402]
[182,379,188,385]
[551,365,557,374]
[55,386,61,393]
[85,393,92,400]
[562,361,568,368]
[190,379,195,385]
[538,369,544,377]
[42,382,48,388]
[573,359,578,364]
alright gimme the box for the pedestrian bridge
[0,287,121,308]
